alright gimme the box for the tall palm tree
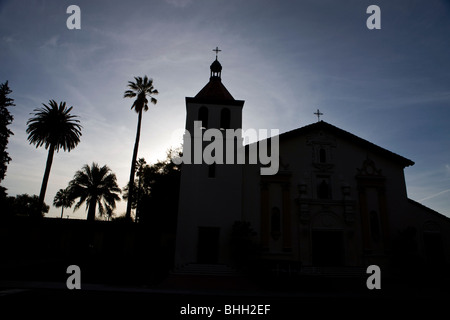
[122,158,149,222]
[124,76,158,221]
[53,187,74,218]
[26,100,82,213]
[68,162,121,221]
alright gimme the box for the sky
[0,0,449,219]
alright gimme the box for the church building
[174,52,450,277]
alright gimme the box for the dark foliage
[53,187,74,218]
[123,75,158,221]
[1,193,49,218]
[26,100,82,152]
[26,100,82,211]
[124,149,181,231]
[68,162,121,221]
[0,81,14,182]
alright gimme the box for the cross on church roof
[314,109,323,122]
[213,46,221,59]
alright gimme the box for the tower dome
[210,58,222,79]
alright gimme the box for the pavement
[1,274,449,317]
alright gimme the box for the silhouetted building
[174,55,450,278]
[175,56,244,266]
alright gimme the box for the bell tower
[175,49,245,268]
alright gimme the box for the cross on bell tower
[314,109,323,122]
[213,46,221,59]
[210,46,223,79]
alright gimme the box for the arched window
[370,210,380,242]
[198,106,208,129]
[319,148,326,163]
[271,207,281,240]
[220,108,231,129]
[318,179,330,199]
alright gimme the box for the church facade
[174,56,450,276]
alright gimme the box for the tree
[53,187,74,218]
[26,100,82,213]
[124,76,158,221]
[68,162,121,221]
[7,194,49,218]
[122,158,149,222]
[123,148,181,227]
[0,81,15,182]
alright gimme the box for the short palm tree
[68,162,121,221]
[124,76,158,221]
[53,187,74,218]
[26,100,82,213]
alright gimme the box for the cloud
[39,35,60,49]
[164,0,192,8]
[2,35,18,44]
[418,189,450,202]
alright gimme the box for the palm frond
[26,100,82,152]
[53,187,74,208]
[67,162,121,220]
[124,75,158,113]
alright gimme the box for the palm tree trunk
[136,173,142,223]
[60,206,64,219]
[38,144,55,216]
[126,109,142,221]
[87,198,97,221]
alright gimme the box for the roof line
[245,121,414,167]
[408,198,450,222]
